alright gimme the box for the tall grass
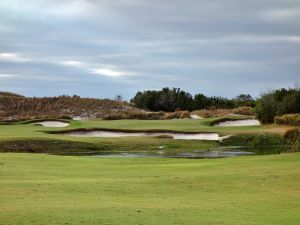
[275,114,300,126]
[222,130,300,154]
[193,107,255,118]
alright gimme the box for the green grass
[0,153,300,225]
[0,118,295,153]
[0,118,292,140]
[71,118,291,134]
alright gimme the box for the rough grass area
[193,106,255,118]
[0,94,137,121]
[275,114,300,126]
[0,153,299,225]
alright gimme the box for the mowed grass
[0,118,293,141]
[0,118,295,153]
[0,122,219,153]
[1,153,300,225]
[66,118,293,134]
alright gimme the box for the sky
[0,0,299,99]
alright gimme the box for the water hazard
[87,148,255,159]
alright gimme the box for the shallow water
[35,121,69,127]
[88,149,255,159]
[216,119,260,127]
[66,131,222,140]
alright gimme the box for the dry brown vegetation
[192,106,255,118]
[103,110,191,120]
[275,114,300,126]
[0,92,138,121]
[102,111,165,120]
[164,111,190,119]
[0,91,256,121]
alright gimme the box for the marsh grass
[222,131,300,154]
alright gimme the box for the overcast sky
[0,0,299,99]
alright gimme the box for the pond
[66,130,227,141]
[86,148,255,159]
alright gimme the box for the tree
[114,95,123,102]
[194,93,209,109]
[255,88,300,124]
[234,94,255,107]
[255,93,277,124]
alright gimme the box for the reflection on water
[87,147,255,159]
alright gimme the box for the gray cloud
[0,0,299,99]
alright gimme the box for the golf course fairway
[1,153,299,225]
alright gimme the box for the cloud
[0,73,15,77]
[0,0,299,98]
[60,59,136,78]
[262,8,300,21]
[61,60,86,67]
[0,53,31,62]
[91,68,130,77]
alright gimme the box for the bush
[180,111,190,119]
[284,128,300,152]
[192,107,255,118]
[275,114,300,126]
[255,94,277,124]
[252,134,285,154]
[232,107,255,116]
[103,111,166,120]
[255,88,300,124]
[221,133,285,154]
[164,111,190,119]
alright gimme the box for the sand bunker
[216,119,260,127]
[190,114,202,119]
[35,121,69,127]
[66,131,222,141]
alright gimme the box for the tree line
[131,87,255,112]
[131,87,300,124]
[256,88,300,123]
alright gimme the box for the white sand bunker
[190,114,203,119]
[67,131,222,141]
[216,119,260,127]
[35,121,69,127]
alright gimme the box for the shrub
[255,94,277,124]
[221,133,285,154]
[232,107,255,116]
[192,107,255,118]
[252,134,285,154]
[255,88,300,124]
[164,111,190,119]
[284,128,300,152]
[180,111,190,119]
[275,114,300,126]
[103,111,166,120]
